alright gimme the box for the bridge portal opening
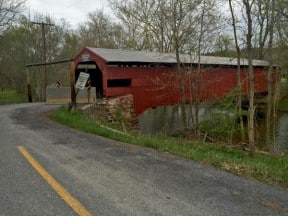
[75,62,103,98]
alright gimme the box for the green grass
[51,106,288,189]
[278,97,288,112]
[0,89,26,104]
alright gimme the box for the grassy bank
[0,89,26,104]
[51,106,288,189]
[278,97,288,112]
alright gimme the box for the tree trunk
[229,0,245,142]
[194,2,206,137]
[266,0,276,152]
[172,0,187,132]
[243,0,256,155]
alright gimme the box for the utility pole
[31,21,54,101]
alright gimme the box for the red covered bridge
[73,47,271,116]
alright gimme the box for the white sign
[82,53,90,62]
[75,72,90,90]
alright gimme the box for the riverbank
[51,106,288,189]
[279,97,288,112]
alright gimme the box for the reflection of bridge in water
[138,104,288,153]
[73,47,278,116]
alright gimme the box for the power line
[26,59,73,68]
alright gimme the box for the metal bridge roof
[87,47,269,67]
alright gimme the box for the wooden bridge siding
[132,86,181,116]
[131,67,236,116]
[240,67,268,94]
[130,67,269,116]
[253,67,268,93]
[103,65,268,101]
[104,66,180,115]
[196,67,237,100]
[104,66,176,97]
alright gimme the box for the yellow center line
[18,146,92,216]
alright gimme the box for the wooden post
[69,61,76,110]
[26,67,32,102]
[87,79,91,103]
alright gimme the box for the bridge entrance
[75,62,103,99]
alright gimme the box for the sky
[26,0,111,28]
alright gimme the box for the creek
[138,105,288,153]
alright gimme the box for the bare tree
[214,35,234,55]
[78,10,123,49]
[243,0,256,155]
[265,0,276,151]
[193,0,220,136]
[109,0,158,50]
[228,0,245,142]
[276,0,288,43]
[252,0,270,60]
[167,0,219,133]
[0,0,26,34]
[109,0,206,53]
[109,0,221,135]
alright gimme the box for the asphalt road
[0,103,287,216]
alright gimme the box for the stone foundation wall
[85,94,138,131]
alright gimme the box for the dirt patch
[220,162,250,176]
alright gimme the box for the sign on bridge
[75,72,89,90]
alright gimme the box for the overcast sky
[26,0,111,28]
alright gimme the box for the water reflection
[138,105,221,136]
[138,106,177,135]
[275,113,288,152]
[138,105,212,136]
[138,105,288,152]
